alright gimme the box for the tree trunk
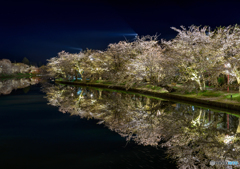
[236,119,240,134]
[196,79,202,91]
[237,77,240,93]
[203,80,206,90]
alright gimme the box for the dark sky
[1,0,240,64]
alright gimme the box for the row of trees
[0,59,38,75]
[47,25,240,92]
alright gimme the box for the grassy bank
[170,84,240,105]
[55,79,240,113]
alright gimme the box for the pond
[0,78,240,169]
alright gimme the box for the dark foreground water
[1,79,240,169]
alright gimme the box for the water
[1,79,240,169]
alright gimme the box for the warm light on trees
[214,25,240,92]
[162,25,223,91]
[0,59,31,75]
[45,24,240,93]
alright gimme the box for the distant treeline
[0,59,38,75]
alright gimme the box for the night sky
[1,0,240,64]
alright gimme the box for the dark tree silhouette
[22,57,30,65]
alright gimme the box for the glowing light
[225,63,231,68]
[224,135,235,144]
[77,90,82,95]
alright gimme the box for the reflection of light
[192,106,195,111]
[225,63,231,68]
[203,122,212,127]
[77,90,82,95]
[90,94,93,97]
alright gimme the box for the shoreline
[55,80,240,115]
[0,74,37,80]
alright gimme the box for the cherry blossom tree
[162,25,223,91]
[214,25,240,92]
[114,35,162,89]
[0,59,12,74]
[47,51,76,79]
[0,59,30,75]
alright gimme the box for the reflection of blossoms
[44,84,240,169]
[0,78,39,95]
[158,107,240,169]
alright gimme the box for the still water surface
[1,78,240,169]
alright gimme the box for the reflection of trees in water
[0,78,39,95]
[44,84,240,169]
[159,106,240,168]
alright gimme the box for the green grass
[184,91,196,94]
[183,90,224,97]
[102,81,112,84]
[151,86,157,90]
[145,85,151,88]
[55,78,64,81]
[141,85,163,91]
[120,82,126,85]
[155,87,162,90]
[198,90,224,97]
[95,80,102,83]
[225,93,240,102]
